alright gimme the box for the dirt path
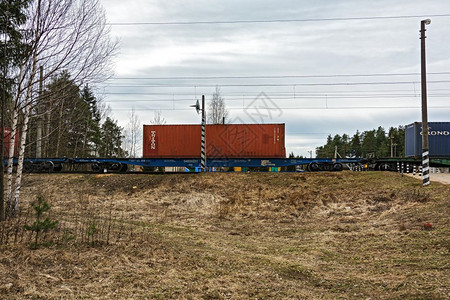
[430,173,450,185]
[406,173,450,185]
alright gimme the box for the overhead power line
[97,87,450,96]
[106,13,450,26]
[102,80,450,88]
[102,94,450,102]
[110,106,450,111]
[108,72,450,80]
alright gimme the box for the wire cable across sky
[107,72,450,80]
[106,13,450,26]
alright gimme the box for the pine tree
[375,126,388,157]
[99,117,124,157]
[23,195,58,249]
[80,85,102,156]
[350,131,362,157]
[33,72,82,157]
[361,130,376,157]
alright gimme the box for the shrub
[23,195,58,249]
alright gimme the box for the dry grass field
[1,171,449,299]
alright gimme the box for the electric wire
[99,80,450,88]
[101,94,450,103]
[109,106,450,111]
[106,13,450,26]
[107,72,450,80]
[96,87,450,96]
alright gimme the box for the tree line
[24,72,126,158]
[315,126,405,158]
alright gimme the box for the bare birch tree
[208,86,229,124]
[123,107,141,158]
[5,0,117,218]
[151,110,166,125]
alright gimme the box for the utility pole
[117,131,121,158]
[201,95,206,171]
[420,19,431,186]
[191,95,207,171]
[36,66,43,158]
[388,135,394,158]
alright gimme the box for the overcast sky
[99,0,450,157]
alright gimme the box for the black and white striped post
[422,150,430,185]
[191,96,207,172]
[201,95,207,171]
[420,19,431,186]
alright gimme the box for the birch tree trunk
[44,99,52,156]
[5,107,19,217]
[5,63,25,217]
[12,94,34,213]
[5,79,36,216]
[7,0,40,216]
[55,100,64,157]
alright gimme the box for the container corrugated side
[205,124,285,158]
[143,124,286,158]
[404,122,450,157]
[405,122,419,157]
[3,128,19,156]
[143,125,200,158]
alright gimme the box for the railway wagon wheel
[119,163,128,173]
[307,162,320,172]
[53,163,63,172]
[91,162,128,173]
[91,163,102,172]
[24,161,55,173]
[23,162,34,173]
[378,163,394,171]
[333,163,343,171]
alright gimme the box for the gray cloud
[100,0,450,156]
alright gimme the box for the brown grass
[1,171,449,299]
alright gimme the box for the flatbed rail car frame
[362,157,450,171]
[5,157,364,172]
[6,157,449,173]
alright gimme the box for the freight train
[4,122,450,173]
[366,122,450,171]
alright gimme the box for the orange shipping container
[3,128,19,157]
[143,124,286,158]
